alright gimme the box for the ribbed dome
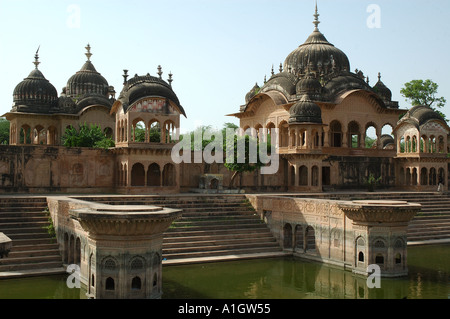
[372,73,392,101]
[296,72,322,96]
[284,7,350,77]
[261,71,297,97]
[245,83,260,103]
[66,45,109,98]
[408,105,446,126]
[118,72,186,117]
[289,94,322,124]
[12,55,58,113]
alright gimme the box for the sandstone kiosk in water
[339,200,420,277]
[69,202,181,299]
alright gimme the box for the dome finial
[378,72,381,81]
[313,0,320,31]
[85,43,92,61]
[33,46,40,69]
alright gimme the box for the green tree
[0,118,10,145]
[400,79,447,120]
[224,132,271,189]
[62,123,115,149]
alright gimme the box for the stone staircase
[0,197,63,274]
[76,194,284,262]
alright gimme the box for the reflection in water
[0,245,448,299]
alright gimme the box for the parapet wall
[246,194,420,277]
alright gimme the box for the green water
[0,245,448,299]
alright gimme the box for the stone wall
[0,145,115,194]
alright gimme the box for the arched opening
[162,163,175,186]
[420,167,428,185]
[330,121,342,147]
[358,251,364,262]
[147,163,161,186]
[75,237,81,265]
[69,235,74,264]
[438,168,445,185]
[279,121,289,148]
[283,223,293,249]
[105,277,115,291]
[429,168,437,186]
[311,166,319,187]
[149,120,161,143]
[299,166,308,186]
[290,166,295,186]
[47,126,58,145]
[20,125,31,144]
[305,226,316,251]
[395,253,402,264]
[132,119,146,142]
[153,273,158,288]
[131,163,145,186]
[438,136,445,153]
[131,276,142,290]
[33,125,45,145]
[348,121,360,148]
[375,254,384,265]
[294,225,304,251]
[365,125,377,149]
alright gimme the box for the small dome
[408,105,446,126]
[296,72,322,96]
[261,71,297,97]
[12,54,58,113]
[289,94,322,124]
[372,73,392,101]
[65,45,110,98]
[245,83,260,103]
[118,72,186,117]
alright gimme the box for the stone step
[163,236,278,250]
[4,232,52,240]
[164,227,273,238]
[10,243,59,252]
[0,226,49,235]
[7,249,61,259]
[163,232,275,245]
[0,211,48,218]
[162,246,283,260]
[172,217,262,227]
[163,240,280,255]
[0,216,48,223]
[0,221,49,229]
[0,255,62,266]
[0,261,63,272]
[166,221,268,233]
[10,238,57,246]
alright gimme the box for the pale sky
[1,0,449,134]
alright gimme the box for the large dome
[284,6,350,77]
[65,44,110,98]
[12,53,58,113]
[117,71,186,117]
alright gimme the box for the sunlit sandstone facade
[1,9,449,194]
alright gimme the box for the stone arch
[105,277,115,291]
[305,226,316,251]
[279,120,289,147]
[290,165,295,186]
[132,118,146,142]
[299,165,308,186]
[131,276,142,290]
[294,225,304,251]
[63,232,69,263]
[131,163,145,186]
[420,167,428,185]
[311,166,319,187]
[329,120,342,147]
[365,123,378,149]
[75,237,81,265]
[162,163,175,186]
[148,119,161,143]
[163,119,176,143]
[147,163,161,186]
[348,121,361,148]
[283,223,293,249]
